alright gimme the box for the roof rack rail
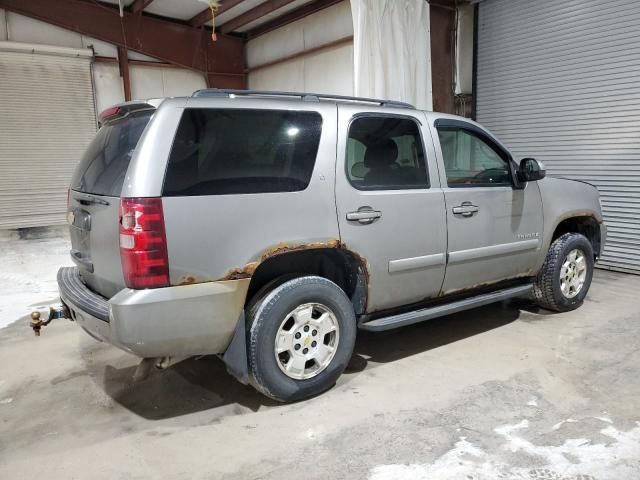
[191,89,415,109]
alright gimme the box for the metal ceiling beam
[130,0,154,14]
[0,0,246,87]
[117,46,132,101]
[189,0,246,27]
[429,0,457,9]
[247,0,343,38]
[221,0,298,34]
[248,35,352,71]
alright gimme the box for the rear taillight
[119,197,170,289]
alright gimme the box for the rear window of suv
[71,109,153,197]
[162,108,323,196]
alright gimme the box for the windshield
[71,109,153,196]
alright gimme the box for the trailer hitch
[30,304,71,336]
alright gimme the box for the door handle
[452,202,479,217]
[346,208,382,224]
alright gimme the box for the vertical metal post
[117,46,132,101]
[471,3,478,121]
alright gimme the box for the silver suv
[55,89,606,402]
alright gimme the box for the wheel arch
[222,244,367,389]
[551,215,602,258]
[245,247,369,316]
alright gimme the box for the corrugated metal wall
[476,0,640,273]
[0,45,96,228]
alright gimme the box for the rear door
[68,105,154,298]
[335,105,447,312]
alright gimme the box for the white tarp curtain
[350,0,432,110]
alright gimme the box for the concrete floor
[1,232,639,479]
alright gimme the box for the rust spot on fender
[179,275,197,285]
[217,239,365,282]
[175,241,353,285]
[222,262,259,281]
[215,239,371,314]
[258,239,343,260]
[176,274,218,286]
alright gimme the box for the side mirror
[517,158,546,182]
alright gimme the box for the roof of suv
[181,89,479,128]
[120,89,474,121]
[190,88,416,110]
[114,89,490,145]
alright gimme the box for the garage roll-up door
[0,42,96,229]
[476,0,640,273]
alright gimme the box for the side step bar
[359,284,533,332]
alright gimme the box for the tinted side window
[347,116,428,190]
[163,109,322,196]
[71,110,153,196]
[437,127,511,187]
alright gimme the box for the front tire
[246,276,356,402]
[533,233,594,312]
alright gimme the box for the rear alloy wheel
[247,276,356,402]
[274,303,340,380]
[533,232,594,312]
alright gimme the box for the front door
[432,119,544,295]
[335,106,447,313]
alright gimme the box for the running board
[359,284,533,332]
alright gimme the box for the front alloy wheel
[533,232,594,312]
[559,248,588,299]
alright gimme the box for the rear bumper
[57,267,250,358]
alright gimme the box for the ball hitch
[30,304,71,336]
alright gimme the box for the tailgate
[68,191,123,298]
[68,104,154,298]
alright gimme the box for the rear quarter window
[162,108,323,196]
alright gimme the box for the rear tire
[533,233,594,312]
[246,276,356,402]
